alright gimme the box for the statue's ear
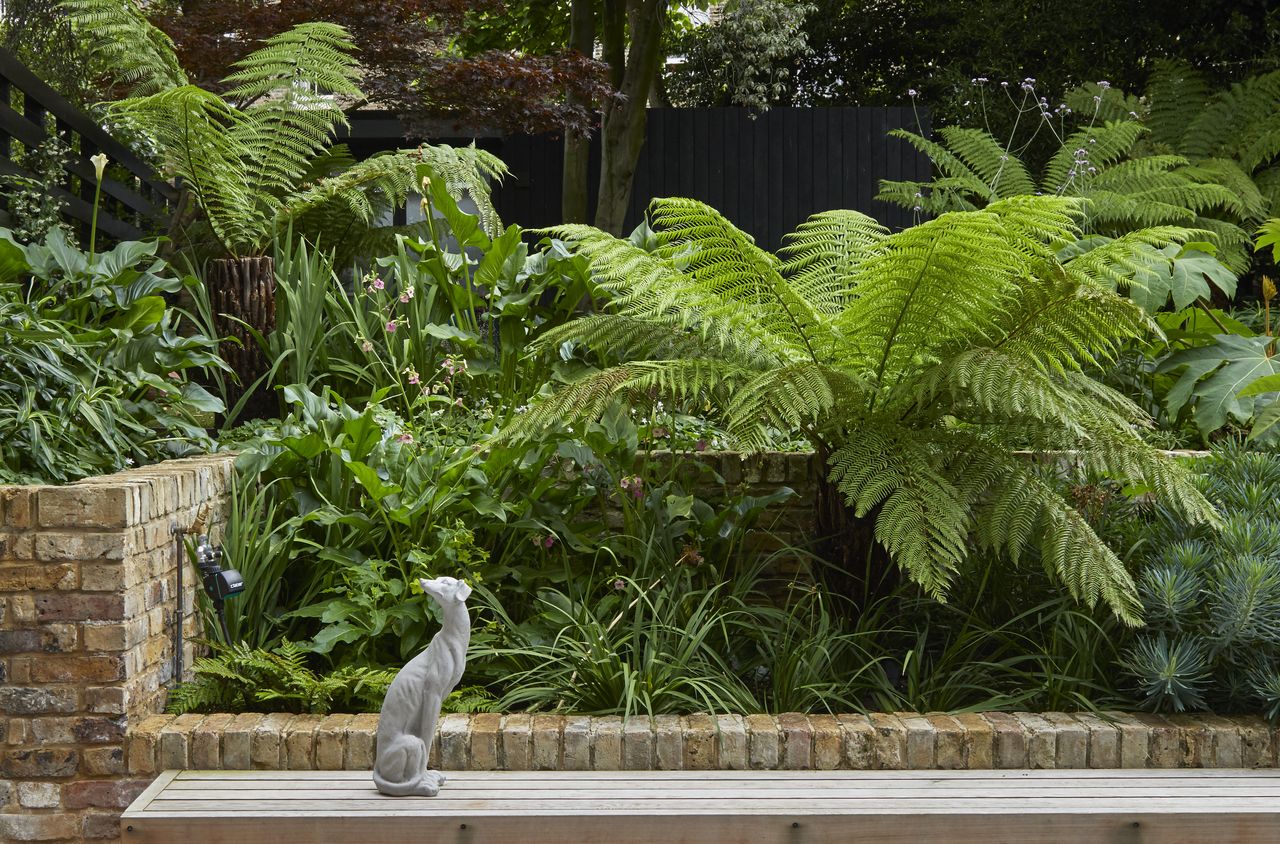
[456,581,473,602]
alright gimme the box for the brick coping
[129,711,1278,774]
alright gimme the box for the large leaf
[1132,245,1237,312]
[1159,333,1280,435]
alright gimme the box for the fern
[503,196,1220,624]
[880,118,1255,273]
[167,641,400,715]
[64,0,506,259]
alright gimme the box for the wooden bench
[122,768,1280,843]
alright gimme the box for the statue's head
[419,575,472,605]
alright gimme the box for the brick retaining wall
[0,455,235,842]
[129,711,1278,774]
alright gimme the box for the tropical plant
[1124,445,1280,719]
[64,0,506,261]
[879,119,1253,271]
[0,229,225,483]
[504,195,1220,623]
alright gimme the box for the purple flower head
[695,439,708,453]
[396,432,413,444]
[612,578,626,591]
[908,88,919,97]
[386,321,398,333]
[542,535,556,549]
[1097,81,1111,90]
[372,278,385,290]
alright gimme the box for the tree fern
[505,196,1219,623]
[64,0,506,259]
[881,119,1254,273]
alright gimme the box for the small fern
[167,641,398,715]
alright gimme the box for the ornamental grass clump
[504,194,1219,623]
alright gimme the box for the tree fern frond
[778,210,887,315]
[61,0,187,95]
[937,126,1037,197]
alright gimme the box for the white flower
[90,153,108,183]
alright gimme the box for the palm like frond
[508,196,1219,623]
[65,1,506,258]
[879,121,1253,272]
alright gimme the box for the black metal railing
[0,47,176,244]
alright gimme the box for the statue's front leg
[418,692,445,786]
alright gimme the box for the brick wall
[128,711,1280,773]
[0,454,235,842]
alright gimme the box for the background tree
[664,0,815,110]
[786,0,1280,127]
[149,1,611,139]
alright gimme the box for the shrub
[0,229,225,483]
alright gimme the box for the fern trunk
[208,256,275,418]
[813,445,901,612]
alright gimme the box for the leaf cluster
[0,229,225,483]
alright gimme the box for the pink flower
[406,368,420,385]
[373,278,385,290]
[612,578,626,591]
[396,432,413,444]
[695,439,708,452]
[619,476,643,499]
[167,371,180,380]
[400,286,415,303]
[542,535,556,549]
[386,321,398,333]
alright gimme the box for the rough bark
[813,444,901,614]
[207,255,276,418]
[561,0,596,224]
[593,0,667,234]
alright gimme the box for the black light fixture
[194,534,244,644]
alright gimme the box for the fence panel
[0,48,176,245]
[488,106,930,250]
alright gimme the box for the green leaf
[179,382,225,413]
[1159,334,1280,434]
[344,460,402,502]
[107,295,166,331]
[1249,398,1280,440]
[0,233,31,283]
[1239,372,1280,397]
[474,224,526,294]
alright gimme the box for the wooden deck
[121,769,1280,843]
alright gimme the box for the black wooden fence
[346,106,931,251]
[0,48,176,245]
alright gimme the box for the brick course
[122,711,1280,775]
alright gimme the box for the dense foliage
[0,230,224,483]
[509,195,1216,622]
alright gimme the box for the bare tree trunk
[207,256,276,418]
[561,0,596,224]
[594,0,667,234]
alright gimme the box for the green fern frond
[61,0,187,95]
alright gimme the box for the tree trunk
[561,0,596,224]
[813,444,901,613]
[594,0,667,234]
[207,256,276,419]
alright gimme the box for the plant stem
[88,179,102,261]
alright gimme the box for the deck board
[121,769,1280,843]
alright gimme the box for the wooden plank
[118,810,1280,844]
[130,771,180,813]
[169,768,1280,781]
[155,787,1280,802]
[160,778,1280,794]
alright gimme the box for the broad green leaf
[0,234,30,283]
[344,460,402,502]
[1159,333,1280,434]
[107,295,166,331]
[1239,372,1280,397]
[474,224,526,294]
[179,381,225,413]
[1250,398,1280,440]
